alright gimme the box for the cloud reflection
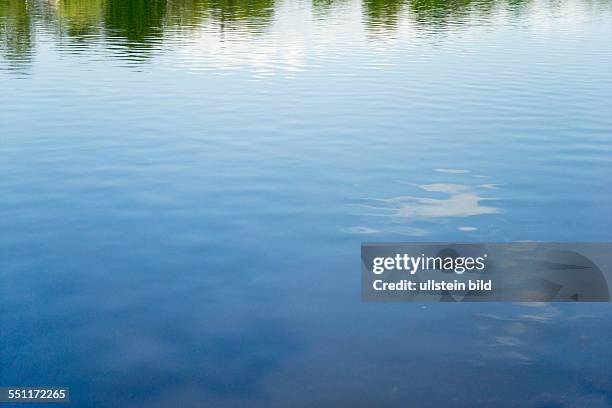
[349,174,500,236]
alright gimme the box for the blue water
[1,0,612,406]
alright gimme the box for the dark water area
[1,0,612,406]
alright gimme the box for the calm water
[1,0,612,406]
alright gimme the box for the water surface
[1,0,612,406]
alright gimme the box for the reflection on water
[104,0,166,46]
[471,303,612,407]
[409,0,492,27]
[0,0,34,68]
[53,0,104,40]
[351,171,499,235]
[0,0,557,66]
[362,0,406,32]
[0,0,278,66]
[1,0,612,406]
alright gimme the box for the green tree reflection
[203,0,275,30]
[104,0,166,44]
[409,0,488,27]
[55,0,104,40]
[362,0,406,32]
[164,0,275,32]
[0,0,537,67]
[0,0,34,69]
[361,0,531,35]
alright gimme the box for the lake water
[1,0,611,406]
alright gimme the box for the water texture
[1,0,611,406]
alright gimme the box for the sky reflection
[350,171,500,236]
[1,0,611,406]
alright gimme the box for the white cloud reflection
[349,176,500,236]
